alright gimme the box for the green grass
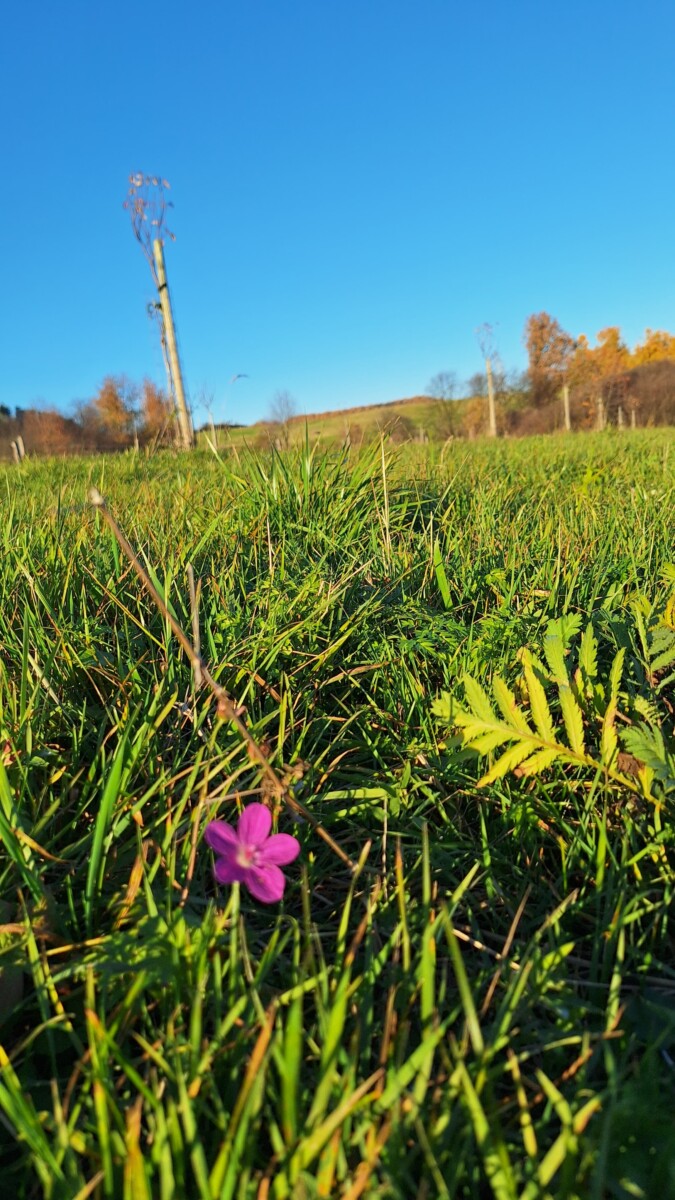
[0,429,674,1199]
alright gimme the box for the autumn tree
[524,312,576,405]
[593,327,629,379]
[77,376,138,450]
[567,334,595,390]
[140,378,173,444]
[632,329,675,366]
[9,409,83,456]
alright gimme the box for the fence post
[562,384,571,431]
[595,396,605,431]
[152,238,194,450]
[486,356,497,437]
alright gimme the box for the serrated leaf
[633,695,661,724]
[522,651,556,742]
[468,729,514,755]
[622,725,675,791]
[492,675,532,734]
[600,712,618,767]
[431,692,453,722]
[518,747,560,776]
[633,605,650,657]
[608,647,625,708]
[649,626,675,672]
[526,649,548,679]
[578,624,598,683]
[559,685,585,755]
[478,740,537,786]
[544,634,569,685]
[462,675,497,724]
[546,613,583,649]
[451,712,494,739]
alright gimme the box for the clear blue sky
[2,1,674,427]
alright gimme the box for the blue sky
[2,1,675,427]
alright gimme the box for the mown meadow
[0,430,674,1199]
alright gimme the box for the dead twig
[88,487,356,872]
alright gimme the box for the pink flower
[204,803,301,904]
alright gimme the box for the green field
[200,395,452,449]
[1,430,674,1198]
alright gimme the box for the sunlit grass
[0,429,674,1198]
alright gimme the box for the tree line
[428,315,675,436]
[5,314,675,459]
[0,377,174,459]
[522,314,675,429]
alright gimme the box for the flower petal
[204,820,239,857]
[214,858,247,885]
[258,833,301,867]
[245,864,286,904]
[238,803,272,848]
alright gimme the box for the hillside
[199,394,461,449]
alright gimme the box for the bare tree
[268,390,297,448]
[426,371,460,439]
[426,370,457,401]
[466,371,487,397]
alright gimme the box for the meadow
[0,429,674,1199]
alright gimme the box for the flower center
[236,843,259,869]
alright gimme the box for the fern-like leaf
[518,747,561,776]
[492,675,532,735]
[559,685,585,755]
[622,724,675,794]
[578,623,598,686]
[462,675,497,725]
[521,650,556,742]
[478,741,538,786]
[544,614,582,685]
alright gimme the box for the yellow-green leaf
[522,653,555,742]
[559,685,585,755]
